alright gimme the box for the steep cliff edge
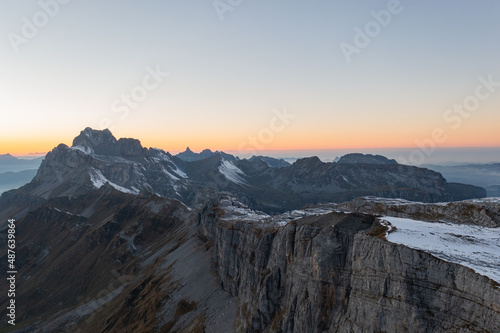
[199,199,500,332]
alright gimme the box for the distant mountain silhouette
[0,154,43,173]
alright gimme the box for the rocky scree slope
[0,187,241,333]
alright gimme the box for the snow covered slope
[218,160,248,185]
[383,216,500,283]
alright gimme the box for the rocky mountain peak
[248,156,290,168]
[71,128,147,157]
[176,147,202,162]
[293,156,323,168]
[338,153,398,165]
[114,138,146,157]
[0,153,16,160]
[176,147,237,162]
[72,127,117,155]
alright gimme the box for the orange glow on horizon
[2,128,499,156]
[3,140,500,156]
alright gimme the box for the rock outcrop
[334,196,500,227]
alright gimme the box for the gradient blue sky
[1,0,499,154]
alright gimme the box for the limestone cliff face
[344,234,499,332]
[199,199,500,333]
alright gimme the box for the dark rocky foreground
[1,188,498,333]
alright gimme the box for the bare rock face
[114,138,147,157]
[344,234,499,332]
[72,127,148,158]
[72,127,117,155]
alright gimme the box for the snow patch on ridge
[361,197,450,206]
[89,168,139,195]
[220,198,339,227]
[219,199,269,222]
[466,197,500,204]
[90,169,107,188]
[71,145,93,155]
[172,165,188,179]
[383,216,500,283]
[219,160,247,185]
[161,166,179,181]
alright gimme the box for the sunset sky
[1,0,499,155]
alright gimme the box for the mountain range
[0,128,486,224]
[0,154,43,173]
[423,163,500,196]
[0,128,498,332]
[0,154,42,195]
